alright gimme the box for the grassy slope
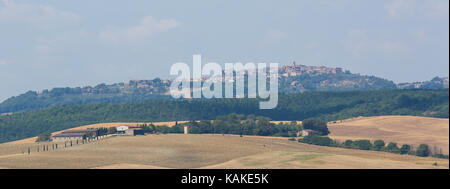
[328,116,449,154]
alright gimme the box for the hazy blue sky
[0,0,449,101]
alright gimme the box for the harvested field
[328,116,449,154]
[6,121,189,144]
[0,134,447,169]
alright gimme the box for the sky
[0,0,449,101]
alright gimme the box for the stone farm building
[116,125,145,136]
[297,129,315,137]
[52,128,99,142]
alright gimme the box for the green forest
[146,114,303,137]
[0,89,448,143]
[0,72,398,114]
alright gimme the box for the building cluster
[116,125,145,136]
[52,128,99,142]
[52,126,145,142]
[279,62,344,77]
[129,79,170,89]
[297,129,315,137]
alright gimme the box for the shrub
[36,132,52,142]
[107,127,117,134]
[343,140,353,148]
[432,154,449,159]
[302,119,330,136]
[400,144,411,155]
[416,144,430,157]
[373,140,385,151]
[352,140,372,150]
[298,135,333,146]
[386,142,400,154]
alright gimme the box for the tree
[302,119,330,135]
[416,144,430,157]
[0,89,448,143]
[400,144,411,155]
[373,140,385,151]
[36,132,51,142]
[298,135,333,146]
[386,142,400,153]
[343,140,353,148]
[107,127,117,134]
[353,140,372,150]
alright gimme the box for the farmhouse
[52,128,99,142]
[116,125,129,134]
[298,129,315,137]
[62,129,99,137]
[116,125,145,136]
[52,133,87,142]
[127,128,145,136]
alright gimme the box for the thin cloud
[0,0,80,31]
[385,0,449,18]
[0,59,11,65]
[385,0,416,17]
[260,29,286,47]
[98,16,179,44]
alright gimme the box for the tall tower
[293,61,296,67]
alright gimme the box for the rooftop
[53,133,87,137]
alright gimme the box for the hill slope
[328,116,449,154]
[0,134,447,169]
[0,64,399,114]
[0,89,448,143]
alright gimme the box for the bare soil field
[328,116,449,154]
[0,134,447,169]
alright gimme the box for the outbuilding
[52,133,87,142]
[298,129,315,137]
[116,125,129,134]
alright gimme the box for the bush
[416,144,430,157]
[343,140,353,148]
[302,119,330,136]
[386,142,400,154]
[36,132,51,142]
[373,140,385,151]
[400,144,411,155]
[298,135,333,146]
[432,154,449,159]
[352,140,372,150]
[107,127,117,134]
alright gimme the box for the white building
[116,125,129,134]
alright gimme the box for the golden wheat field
[328,116,449,154]
[0,134,447,169]
[0,116,448,169]
[6,121,189,144]
[6,121,294,145]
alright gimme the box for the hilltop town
[0,64,448,114]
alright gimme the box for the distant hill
[0,89,448,143]
[0,79,172,114]
[397,77,449,89]
[0,64,447,114]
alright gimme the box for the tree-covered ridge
[0,79,171,114]
[0,89,447,143]
[145,114,302,137]
[4,64,444,114]
[279,73,396,92]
